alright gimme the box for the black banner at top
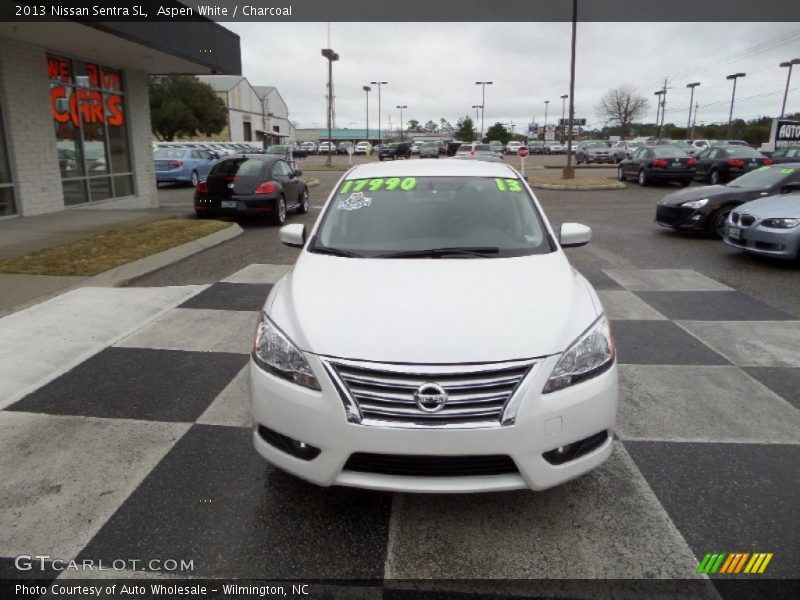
[4,0,800,22]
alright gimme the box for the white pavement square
[597,290,666,320]
[197,365,252,427]
[0,286,206,410]
[617,365,800,443]
[115,308,259,355]
[222,264,293,285]
[0,411,188,559]
[384,445,701,579]
[677,321,800,367]
[605,269,732,292]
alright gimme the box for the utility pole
[544,100,550,143]
[370,81,388,146]
[472,105,482,141]
[560,94,568,143]
[726,72,746,140]
[686,82,700,136]
[396,105,407,141]
[653,90,664,139]
[691,102,698,141]
[660,78,668,139]
[475,81,493,141]
[362,85,371,143]
[563,0,577,179]
[780,59,800,118]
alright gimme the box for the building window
[272,125,280,133]
[0,100,15,216]
[243,120,252,141]
[48,54,134,206]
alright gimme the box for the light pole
[475,81,493,141]
[563,0,577,179]
[543,100,550,143]
[686,82,700,138]
[780,59,800,118]
[472,105,482,141]
[560,94,568,143]
[362,85,371,142]
[321,48,339,166]
[653,90,665,139]
[396,105,407,141]
[370,80,388,145]
[726,72,746,139]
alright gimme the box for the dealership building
[0,19,240,218]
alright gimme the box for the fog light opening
[543,430,609,465]
[257,425,321,461]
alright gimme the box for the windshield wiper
[310,246,364,258]
[376,247,501,258]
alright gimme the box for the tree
[440,118,453,132]
[484,122,511,144]
[424,120,438,133]
[149,75,228,141]
[406,119,422,133]
[595,85,649,137]
[454,115,475,141]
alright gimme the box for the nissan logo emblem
[414,383,448,413]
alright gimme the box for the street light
[560,94,568,143]
[321,48,339,166]
[396,105,407,141]
[362,85,371,143]
[653,90,665,139]
[475,81,493,141]
[686,82,700,138]
[544,100,550,143]
[472,105,482,141]
[370,80,388,145]
[780,59,800,118]
[726,72,746,140]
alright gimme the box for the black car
[769,147,800,164]
[618,146,696,187]
[655,163,800,237]
[695,145,772,185]
[194,156,309,225]
[379,142,412,161]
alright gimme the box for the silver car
[419,141,439,158]
[724,184,800,260]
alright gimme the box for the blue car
[154,146,217,186]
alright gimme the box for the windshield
[728,165,797,189]
[311,176,552,258]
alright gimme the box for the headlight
[760,218,800,229]
[543,315,615,393]
[252,314,320,391]
[681,198,708,209]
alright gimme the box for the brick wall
[0,37,63,216]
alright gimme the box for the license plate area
[220,200,237,209]
[728,226,742,240]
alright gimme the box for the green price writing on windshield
[339,177,417,194]
[495,178,523,192]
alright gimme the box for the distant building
[194,76,294,145]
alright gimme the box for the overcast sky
[224,22,800,132]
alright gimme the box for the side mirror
[279,224,306,247]
[559,223,592,247]
[293,170,303,177]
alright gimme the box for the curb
[87,222,243,287]
[528,181,627,191]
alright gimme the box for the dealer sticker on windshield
[339,177,417,194]
[780,168,795,174]
[338,192,372,210]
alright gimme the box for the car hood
[267,252,600,363]
[660,184,743,206]
[735,193,800,218]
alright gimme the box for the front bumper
[724,224,800,259]
[655,204,709,230]
[250,354,618,493]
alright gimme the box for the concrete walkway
[0,206,235,316]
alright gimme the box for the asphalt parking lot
[1,159,798,597]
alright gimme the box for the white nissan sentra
[250,159,617,493]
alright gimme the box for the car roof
[343,157,518,179]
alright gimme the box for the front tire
[638,169,648,186]
[296,188,309,214]
[190,170,199,187]
[708,206,732,238]
[617,166,625,181]
[272,196,287,226]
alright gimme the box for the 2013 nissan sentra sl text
[250,159,618,493]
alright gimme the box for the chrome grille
[322,358,536,428]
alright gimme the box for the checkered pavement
[1,265,798,593]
